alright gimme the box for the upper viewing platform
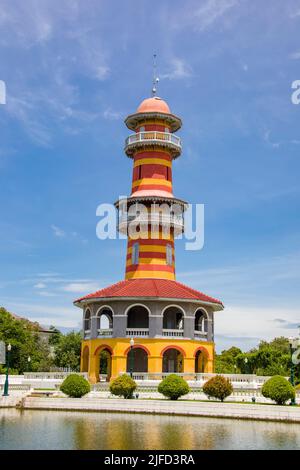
[125,96,182,132]
[125,131,182,158]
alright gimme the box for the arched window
[84,309,91,331]
[163,306,184,332]
[97,307,113,331]
[132,242,139,265]
[127,305,149,329]
[194,310,208,333]
[166,244,173,266]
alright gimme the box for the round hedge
[60,374,90,398]
[109,374,137,399]
[203,375,233,402]
[261,375,295,405]
[158,374,190,400]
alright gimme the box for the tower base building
[74,96,224,383]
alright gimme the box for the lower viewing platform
[80,337,215,384]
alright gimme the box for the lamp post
[129,338,135,379]
[288,335,300,406]
[244,357,248,375]
[27,356,31,372]
[2,343,11,397]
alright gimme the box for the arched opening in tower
[195,349,208,373]
[162,348,183,373]
[126,347,148,373]
[194,309,208,333]
[99,348,112,381]
[97,307,113,333]
[127,305,149,329]
[163,306,184,331]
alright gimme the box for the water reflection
[0,409,299,450]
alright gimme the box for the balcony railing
[118,212,184,236]
[126,328,149,337]
[194,330,208,339]
[162,329,184,337]
[97,329,113,337]
[125,131,182,156]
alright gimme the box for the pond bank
[18,396,300,423]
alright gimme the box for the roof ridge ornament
[151,53,159,97]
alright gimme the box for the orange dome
[137,96,171,114]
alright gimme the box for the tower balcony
[125,131,182,158]
[117,211,184,236]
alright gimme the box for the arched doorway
[126,347,148,373]
[162,348,184,373]
[99,348,112,382]
[82,346,89,372]
[195,348,208,373]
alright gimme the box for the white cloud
[193,0,239,31]
[161,58,192,80]
[62,282,100,294]
[179,251,300,306]
[215,304,299,348]
[289,51,300,60]
[95,65,110,80]
[34,282,46,289]
[38,291,58,297]
[103,108,123,120]
[51,225,66,238]
[170,0,240,32]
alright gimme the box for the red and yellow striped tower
[75,93,224,383]
[119,96,186,281]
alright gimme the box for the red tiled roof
[74,278,223,307]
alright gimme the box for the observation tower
[74,89,224,383]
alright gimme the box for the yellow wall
[81,338,215,383]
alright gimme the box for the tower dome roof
[137,96,171,114]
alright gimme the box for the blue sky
[0,0,300,352]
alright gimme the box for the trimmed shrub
[261,375,295,405]
[60,374,90,398]
[109,374,137,399]
[203,375,233,402]
[158,374,190,400]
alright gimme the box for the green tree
[262,375,295,405]
[109,374,137,399]
[158,374,190,400]
[48,326,62,346]
[60,374,90,398]
[203,375,233,402]
[215,347,242,373]
[0,307,54,373]
[53,331,82,371]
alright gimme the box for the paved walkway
[0,394,23,408]
[19,396,300,423]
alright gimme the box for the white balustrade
[194,330,208,339]
[97,329,113,337]
[162,329,184,337]
[125,131,181,153]
[126,328,149,337]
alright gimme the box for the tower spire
[151,53,159,96]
